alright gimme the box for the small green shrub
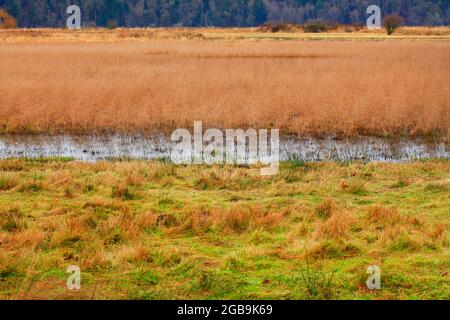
[303,20,329,33]
[299,252,335,299]
[258,22,298,33]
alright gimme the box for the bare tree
[0,9,17,29]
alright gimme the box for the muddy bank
[0,134,448,162]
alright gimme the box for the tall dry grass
[0,39,449,137]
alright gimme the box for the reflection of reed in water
[0,134,448,162]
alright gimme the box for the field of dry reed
[0,31,449,139]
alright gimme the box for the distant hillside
[0,0,448,28]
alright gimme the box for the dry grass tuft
[0,207,26,232]
[427,223,448,247]
[315,211,356,239]
[111,184,136,201]
[367,205,404,227]
[0,159,27,172]
[345,180,368,195]
[218,206,285,233]
[315,198,337,219]
[0,172,20,191]
[170,205,286,235]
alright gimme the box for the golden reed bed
[0,29,449,139]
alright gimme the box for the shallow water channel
[0,134,448,162]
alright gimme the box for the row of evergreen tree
[0,0,449,28]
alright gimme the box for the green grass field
[0,158,448,299]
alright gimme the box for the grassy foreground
[0,159,448,300]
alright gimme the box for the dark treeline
[0,0,448,28]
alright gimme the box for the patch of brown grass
[315,211,356,239]
[427,223,448,247]
[0,39,448,138]
[2,229,46,250]
[0,159,27,172]
[169,205,286,235]
[0,207,26,232]
[315,198,337,220]
[111,183,136,201]
[367,205,404,227]
[217,206,285,233]
[0,172,20,191]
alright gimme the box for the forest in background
[0,0,449,28]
